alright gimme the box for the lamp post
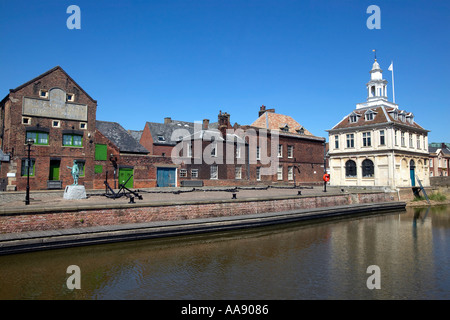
[25,138,34,205]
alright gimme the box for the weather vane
[373,49,377,60]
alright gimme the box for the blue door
[410,160,416,187]
[157,168,176,187]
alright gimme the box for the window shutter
[95,144,107,160]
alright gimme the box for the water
[0,205,448,300]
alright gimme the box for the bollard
[128,196,135,204]
[297,190,302,195]
[232,193,237,199]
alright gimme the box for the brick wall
[0,192,397,234]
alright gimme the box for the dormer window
[349,113,360,123]
[157,135,165,142]
[280,124,289,132]
[365,110,377,121]
[296,127,305,135]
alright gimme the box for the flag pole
[389,61,395,103]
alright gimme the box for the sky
[0,0,449,143]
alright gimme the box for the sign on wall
[23,88,87,121]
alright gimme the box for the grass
[413,192,447,202]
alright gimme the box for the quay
[0,186,406,255]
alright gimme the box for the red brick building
[0,67,326,191]
[0,66,97,191]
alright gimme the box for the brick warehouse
[0,66,326,191]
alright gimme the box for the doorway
[410,160,416,187]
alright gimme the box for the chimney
[164,117,172,124]
[218,111,231,137]
[258,105,266,117]
[203,119,209,130]
[258,105,275,117]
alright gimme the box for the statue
[67,160,80,186]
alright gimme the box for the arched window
[362,159,374,178]
[345,160,357,177]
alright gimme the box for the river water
[0,205,448,300]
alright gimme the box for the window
[39,90,48,98]
[63,134,82,147]
[349,115,358,123]
[52,120,60,128]
[379,130,385,146]
[77,161,85,177]
[256,167,261,181]
[21,159,35,176]
[236,145,241,159]
[409,134,413,148]
[394,130,398,146]
[278,144,283,158]
[362,159,374,178]
[287,146,293,158]
[80,122,87,130]
[277,165,283,180]
[187,142,192,157]
[191,169,199,178]
[157,135,165,142]
[26,131,49,145]
[362,132,371,147]
[346,134,355,148]
[288,166,294,181]
[365,111,375,121]
[211,142,217,157]
[235,166,242,179]
[256,146,260,160]
[210,165,218,179]
[22,117,31,125]
[66,93,75,102]
[345,160,357,177]
[95,144,107,160]
[334,135,339,149]
[417,136,421,149]
[180,169,187,177]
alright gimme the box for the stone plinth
[63,185,86,200]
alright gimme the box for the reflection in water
[0,206,449,299]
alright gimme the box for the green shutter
[94,165,103,174]
[95,144,107,160]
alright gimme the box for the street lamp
[25,138,34,205]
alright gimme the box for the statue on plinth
[67,160,80,186]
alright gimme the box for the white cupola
[366,59,388,101]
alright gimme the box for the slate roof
[429,144,450,155]
[330,106,428,132]
[96,120,149,154]
[146,120,197,146]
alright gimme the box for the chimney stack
[164,117,172,124]
[259,105,275,117]
[203,119,210,130]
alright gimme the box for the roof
[329,106,428,132]
[96,120,149,154]
[0,149,10,162]
[429,145,450,156]
[128,130,143,143]
[146,120,196,146]
[251,111,314,136]
[6,66,97,103]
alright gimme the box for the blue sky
[1,0,449,143]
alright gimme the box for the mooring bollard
[297,190,302,195]
[128,196,135,204]
[232,193,237,199]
